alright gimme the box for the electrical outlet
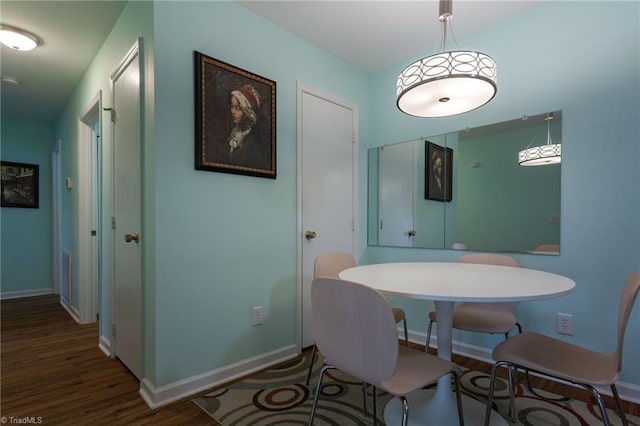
[252,306,263,326]
[556,313,573,335]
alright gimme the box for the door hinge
[112,323,116,338]
[91,230,97,236]
[103,107,116,123]
[111,216,116,230]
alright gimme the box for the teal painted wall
[0,121,53,296]
[365,1,640,386]
[151,1,369,386]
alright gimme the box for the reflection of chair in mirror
[426,253,521,348]
[309,278,464,426]
[535,244,560,253]
[485,272,640,426]
[306,252,408,386]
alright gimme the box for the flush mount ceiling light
[0,24,40,51]
[518,113,562,166]
[1,76,21,86]
[396,0,497,118]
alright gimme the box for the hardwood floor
[1,295,638,425]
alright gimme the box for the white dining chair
[426,253,522,348]
[309,277,464,426]
[484,272,640,426]
[306,252,408,386]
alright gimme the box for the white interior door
[112,41,142,379]
[378,141,416,247]
[298,83,357,348]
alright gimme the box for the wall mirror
[367,111,562,254]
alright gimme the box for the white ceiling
[238,1,543,72]
[1,1,127,122]
[1,0,542,123]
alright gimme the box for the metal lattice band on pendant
[518,144,562,166]
[396,50,497,118]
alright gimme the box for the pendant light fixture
[396,0,497,118]
[518,113,561,166]
[0,24,40,51]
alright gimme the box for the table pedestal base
[384,390,508,426]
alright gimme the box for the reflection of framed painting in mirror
[425,142,452,202]
[1,161,39,208]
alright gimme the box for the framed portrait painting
[1,161,39,208]
[194,51,276,179]
[425,142,453,202]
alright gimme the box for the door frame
[77,91,102,324]
[52,139,62,296]
[296,81,359,351]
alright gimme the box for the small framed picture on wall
[1,161,39,208]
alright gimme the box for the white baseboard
[139,345,299,409]
[99,335,113,357]
[410,330,640,405]
[59,296,80,323]
[0,288,53,300]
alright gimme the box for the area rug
[193,353,639,425]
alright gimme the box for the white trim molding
[139,345,298,409]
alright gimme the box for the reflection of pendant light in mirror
[396,0,497,118]
[518,113,562,166]
[0,24,40,51]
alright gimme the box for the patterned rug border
[193,354,639,426]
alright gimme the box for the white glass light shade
[0,25,39,51]
[518,144,561,166]
[397,50,497,118]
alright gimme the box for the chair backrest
[457,253,520,268]
[314,252,356,279]
[458,253,520,309]
[535,244,560,253]
[311,277,398,385]
[616,273,640,369]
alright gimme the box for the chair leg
[524,368,569,402]
[402,318,409,346]
[308,364,333,426]
[305,345,318,386]
[515,322,522,334]
[506,366,516,423]
[372,386,378,426]
[362,383,368,416]
[484,361,504,426]
[586,385,612,426]
[452,369,465,426]
[400,395,409,426]
[426,319,434,351]
[611,384,629,426]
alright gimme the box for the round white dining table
[339,262,575,426]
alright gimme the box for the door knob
[125,233,140,243]
[305,230,317,240]
[408,230,416,237]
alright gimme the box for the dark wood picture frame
[425,142,453,202]
[1,161,39,208]
[194,51,276,179]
